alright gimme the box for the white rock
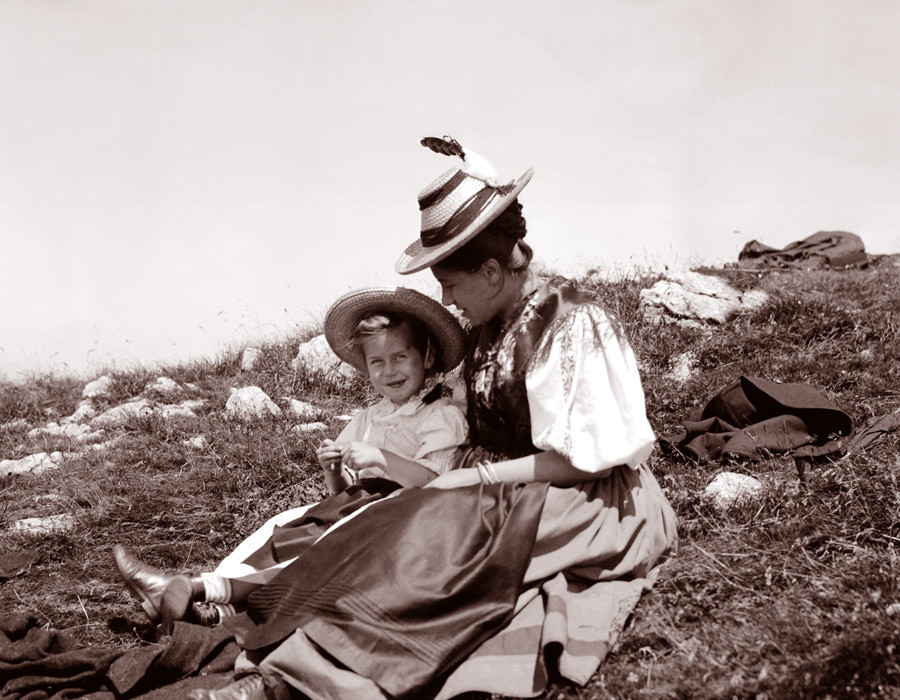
[1,418,30,432]
[886,603,900,617]
[145,376,180,395]
[664,351,696,385]
[241,347,263,371]
[159,399,206,419]
[61,400,98,424]
[292,422,329,434]
[640,279,736,324]
[704,472,764,510]
[90,398,153,427]
[27,422,100,442]
[1,451,65,477]
[286,398,321,421]
[291,334,355,383]
[82,375,112,399]
[13,513,77,535]
[640,272,769,325]
[89,437,124,451]
[225,386,281,420]
[183,436,207,449]
[740,289,770,311]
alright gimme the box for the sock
[213,602,239,619]
[200,572,233,603]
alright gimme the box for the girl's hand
[341,442,387,471]
[317,439,342,471]
[424,468,482,490]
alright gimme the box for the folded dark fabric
[843,412,900,454]
[738,230,868,270]
[108,622,240,697]
[0,614,239,700]
[0,615,121,700]
[662,376,853,462]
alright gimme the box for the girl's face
[360,325,434,405]
[431,265,496,326]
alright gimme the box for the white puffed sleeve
[412,400,469,474]
[525,305,654,474]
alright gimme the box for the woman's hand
[424,468,482,490]
[341,442,387,471]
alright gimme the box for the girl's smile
[360,327,433,405]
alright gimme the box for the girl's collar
[385,383,442,409]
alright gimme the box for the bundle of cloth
[0,615,239,700]
[738,230,868,270]
[661,376,854,462]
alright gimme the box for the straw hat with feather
[395,136,533,275]
[323,286,466,373]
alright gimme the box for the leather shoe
[186,602,221,627]
[113,544,192,625]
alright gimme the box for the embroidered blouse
[463,277,654,474]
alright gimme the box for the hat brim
[395,168,534,275]
[323,286,466,373]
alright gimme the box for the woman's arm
[379,450,440,487]
[341,441,440,488]
[425,450,602,490]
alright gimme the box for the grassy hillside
[2,259,899,699]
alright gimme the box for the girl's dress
[213,386,466,586]
[225,277,678,700]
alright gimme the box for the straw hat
[395,136,533,275]
[323,286,466,373]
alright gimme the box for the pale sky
[2,0,899,379]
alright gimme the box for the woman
[197,136,678,700]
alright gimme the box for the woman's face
[431,265,496,326]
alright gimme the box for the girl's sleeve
[413,401,469,474]
[334,411,367,445]
[525,305,654,475]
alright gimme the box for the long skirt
[225,462,677,700]
[214,479,401,586]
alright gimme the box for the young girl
[316,286,468,494]
[114,286,467,633]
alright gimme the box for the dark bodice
[463,277,598,461]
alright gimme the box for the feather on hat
[395,136,533,275]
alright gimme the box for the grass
[2,258,900,698]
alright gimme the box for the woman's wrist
[476,461,500,484]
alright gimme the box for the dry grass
[2,258,900,699]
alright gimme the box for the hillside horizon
[2,259,900,699]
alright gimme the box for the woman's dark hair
[435,199,533,273]
[350,312,436,370]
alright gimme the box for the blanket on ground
[0,616,238,700]
[661,376,853,462]
[738,230,868,270]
